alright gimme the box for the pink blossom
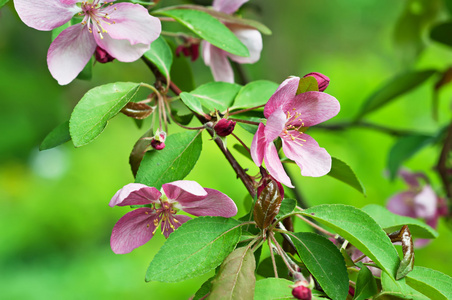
[387,170,448,247]
[250,76,340,188]
[202,0,262,83]
[109,181,237,254]
[14,0,161,85]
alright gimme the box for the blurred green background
[1,0,452,299]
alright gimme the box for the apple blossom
[109,181,237,254]
[14,0,161,85]
[250,75,340,188]
[202,0,263,83]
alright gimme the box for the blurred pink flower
[202,0,262,83]
[14,0,161,84]
[250,76,340,188]
[109,181,237,254]
[387,170,448,247]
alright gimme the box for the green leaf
[387,134,436,180]
[354,266,378,300]
[276,198,297,219]
[146,217,242,283]
[136,130,202,190]
[296,76,319,94]
[380,271,430,300]
[208,247,256,300]
[0,0,10,8]
[143,36,173,81]
[300,204,400,278]
[430,22,452,48]
[184,82,242,113]
[290,232,348,300]
[193,276,215,300]
[406,266,452,300]
[69,82,141,147]
[445,0,452,15]
[328,157,366,195]
[361,205,438,240]
[155,9,249,57]
[230,80,279,110]
[167,39,196,92]
[254,278,293,300]
[39,121,71,151]
[179,92,205,116]
[356,70,436,119]
[129,128,153,178]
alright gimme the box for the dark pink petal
[109,183,161,207]
[213,0,249,14]
[162,180,207,204]
[281,132,331,177]
[264,77,300,118]
[399,169,423,188]
[264,142,293,188]
[102,3,161,45]
[110,207,158,254]
[179,188,238,217]
[228,26,262,64]
[386,191,417,218]
[285,91,340,127]
[47,24,97,85]
[264,107,286,142]
[413,185,437,219]
[94,32,150,63]
[303,72,330,92]
[251,123,267,167]
[161,214,191,238]
[14,0,80,31]
[202,42,234,82]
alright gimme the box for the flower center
[280,109,307,146]
[150,196,180,235]
[79,1,116,39]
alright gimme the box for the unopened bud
[176,38,200,62]
[292,284,311,300]
[151,131,166,150]
[303,72,329,92]
[214,118,236,137]
[95,46,115,63]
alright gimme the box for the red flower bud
[303,72,330,92]
[214,118,236,137]
[95,46,115,63]
[176,41,200,62]
[292,285,311,300]
[150,132,166,150]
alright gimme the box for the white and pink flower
[14,0,161,85]
[109,181,237,254]
[250,75,340,188]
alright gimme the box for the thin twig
[316,121,419,137]
[228,104,266,116]
[231,132,251,153]
[268,237,279,278]
[229,118,260,126]
[295,213,335,238]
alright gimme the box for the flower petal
[251,123,266,167]
[162,180,207,204]
[413,185,437,219]
[399,169,423,188]
[228,26,262,63]
[303,72,330,92]
[286,91,340,127]
[94,32,150,62]
[264,107,286,142]
[110,207,158,254]
[161,214,191,238]
[103,3,161,45]
[47,24,97,85]
[213,0,249,14]
[264,142,293,188]
[202,42,234,83]
[281,132,331,177]
[179,188,238,217]
[109,183,162,207]
[264,77,300,118]
[14,0,80,31]
[386,191,418,218]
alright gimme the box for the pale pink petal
[110,207,158,254]
[179,188,238,217]
[414,238,431,248]
[94,31,150,62]
[228,26,262,64]
[264,77,300,118]
[386,191,417,218]
[281,132,331,177]
[202,42,234,83]
[264,108,286,142]
[103,3,161,45]
[162,180,207,204]
[213,0,248,14]
[285,91,340,127]
[109,183,161,207]
[161,214,191,238]
[415,215,439,248]
[251,123,266,167]
[413,185,437,219]
[14,0,80,31]
[264,143,293,188]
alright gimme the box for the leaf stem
[294,209,335,238]
[229,118,261,126]
[228,104,266,116]
[268,237,279,278]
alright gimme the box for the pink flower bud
[95,46,115,64]
[303,72,330,92]
[151,132,166,150]
[214,118,236,137]
[292,285,311,300]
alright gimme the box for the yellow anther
[145,211,148,215]
[147,224,150,228]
